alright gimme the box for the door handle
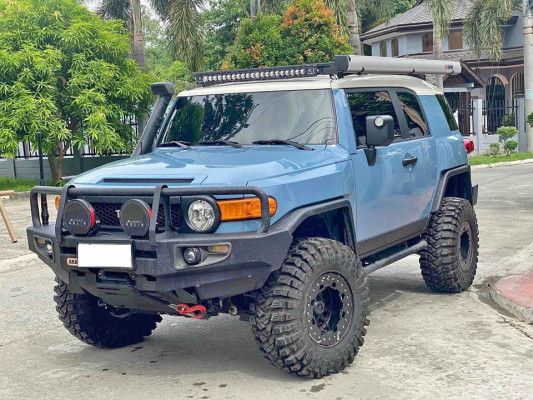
[402,155,418,167]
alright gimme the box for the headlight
[186,199,220,233]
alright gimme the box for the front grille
[92,202,182,229]
[102,178,194,184]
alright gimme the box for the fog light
[44,242,53,255]
[183,247,202,265]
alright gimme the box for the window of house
[422,33,433,53]
[448,31,463,50]
[396,91,429,137]
[512,72,525,101]
[392,38,399,57]
[346,91,402,146]
[380,41,387,57]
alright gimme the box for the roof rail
[193,55,461,86]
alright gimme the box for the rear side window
[346,91,402,146]
[396,91,429,137]
[436,94,459,131]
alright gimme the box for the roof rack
[193,55,462,86]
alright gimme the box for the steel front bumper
[27,185,293,310]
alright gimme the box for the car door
[346,88,438,255]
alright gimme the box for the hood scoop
[102,177,194,184]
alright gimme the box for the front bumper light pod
[185,197,220,233]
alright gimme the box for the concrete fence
[0,154,127,181]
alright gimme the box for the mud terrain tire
[420,197,479,293]
[252,238,369,378]
[54,277,162,348]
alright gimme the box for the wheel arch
[432,165,477,212]
[271,198,356,253]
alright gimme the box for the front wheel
[420,197,479,293]
[54,277,162,348]
[252,238,369,378]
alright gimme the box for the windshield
[160,89,336,146]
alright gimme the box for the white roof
[179,74,442,97]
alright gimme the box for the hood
[71,145,350,187]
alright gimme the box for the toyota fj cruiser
[28,55,479,378]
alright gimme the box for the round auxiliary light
[63,199,97,236]
[183,247,202,265]
[186,199,220,233]
[120,199,152,237]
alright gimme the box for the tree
[98,0,147,68]
[224,0,352,68]
[0,0,153,183]
[464,0,533,152]
[425,0,452,90]
[204,0,250,70]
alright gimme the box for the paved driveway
[1,165,532,400]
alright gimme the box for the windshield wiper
[252,140,313,151]
[158,140,191,150]
[198,140,242,149]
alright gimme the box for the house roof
[401,47,524,66]
[361,0,473,41]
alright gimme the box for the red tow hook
[172,303,207,319]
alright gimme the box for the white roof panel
[178,74,441,97]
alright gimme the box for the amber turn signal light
[55,196,61,211]
[217,197,277,221]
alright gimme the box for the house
[360,0,527,152]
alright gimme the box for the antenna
[37,132,49,225]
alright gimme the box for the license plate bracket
[77,243,133,269]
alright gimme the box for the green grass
[468,152,533,166]
[0,176,41,192]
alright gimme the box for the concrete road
[1,165,532,400]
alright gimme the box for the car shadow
[61,265,439,382]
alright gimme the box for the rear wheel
[252,238,369,378]
[420,197,479,293]
[54,277,161,348]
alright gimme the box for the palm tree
[425,0,452,90]
[464,0,533,151]
[98,0,147,68]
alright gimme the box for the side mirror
[364,115,395,166]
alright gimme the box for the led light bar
[193,64,325,86]
[192,56,462,87]
[334,55,462,76]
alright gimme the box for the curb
[489,277,533,325]
[471,158,533,170]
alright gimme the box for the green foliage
[224,0,351,69]
[497,125,518,155]
[527,112,533,128]
[203,0,250,70]
[488,142,501,156]
[505,140,518,154]
[464,0,516,61]
[0,0,153,182]
[502,112,516,127]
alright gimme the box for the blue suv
[27,56,479,378]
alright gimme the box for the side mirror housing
[366,115,395,148]
[364,115,395,166]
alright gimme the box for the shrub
[496,125,518,155]
[502,112,516,127]
[488,142,500,156]
[504,140,518,155]
[528,112,533,128]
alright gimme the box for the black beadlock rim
[459,221,474,271]
[305,272,354,347]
